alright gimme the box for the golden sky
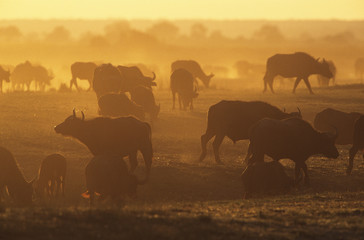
[0,0,363,20]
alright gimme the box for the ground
[0,85,364,239]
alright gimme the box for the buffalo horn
[151,72,156,80]
[81,111,85,121]
[297,107,301,116]
[73,108,76,118]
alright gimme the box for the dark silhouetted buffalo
[82,155,146,206]
[199,101,301,164]
[263,52,333,94]
[70,62,98,91]
[171,60,214,88]
[33,65,54,91]
[241,161,294,199]
[0,146,34,205]
[54,111,152,179]
[98,93,145,120]
[117,65,156,92]
[170,68,198,111]
[314,108,361,145]
[0,65,10,93]
[348,115,364,175]
[93,64,124,99]
[248,118,338,185]
[130,85,160,123]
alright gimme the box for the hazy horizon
[1,0,363,20]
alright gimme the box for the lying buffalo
[82,155,146,206]
[54,110,153,180]
[199,100,301,164]
[248,118,339,185]
[241,161,294,199]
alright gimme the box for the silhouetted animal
[317,60,336,87]
[130,85,160,122]
[34,154,66,199]
[355,58,364,82]
[98,93,145,120]
[248,118,338,185]
[93,64,125,99]
[199,101,302,163]
[0,65,10,93]
[263,52,333,94]
[54,111,153,179]
[11,61,34,91]
[70,62,98,91]
[171,60,214,88]
[241,161,294,199]
[170,68,198,110]
[0,146,33,205]
[347,115,364,175]
[82,155,146,206]
[117,65,156,92]
[33,65,53,91]
[314,108,361,145]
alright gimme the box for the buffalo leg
[300,162,310,186]
[243,143,252,163]
[303,77,314,94]
[129,151,138,172]
[199,131,215,162]
[212,134,225,164]
[294,164,303,186]
[172,91,176,109]
[61,176,65,196]
[347,145,359,175]
[292,77,302,93]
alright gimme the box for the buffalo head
[54,109,85,136]
[320,59,334,79]
[319,130,339,159]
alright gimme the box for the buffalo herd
[1,52,364,205]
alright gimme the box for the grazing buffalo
[54,111,153,179]
[70,62,98,91]
[170,68,198,110]
[355,58,364,82]
[34,154,66,199]
[0,146,34,205]
[348,115,364,175]
[314,108,362,145]
[33,65,54,91]
[241,161,294,199]
[117,65,156,92]
[82,155,146,206]
[98,93,145,120]
[171,60,214,88]
[317,60,336,87]
[130,86,160,123]
[93,64,125,99]
[199,100,302,163]
[263,52,333,94]
[11,61,34,91]
[248,118,339,185]
[0,65,10,93]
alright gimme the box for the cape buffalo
[34,154,66,199]
[130,85,160,123]
[117,65,156,92]
[54,111,152,179]
[355,58,364,82]
[241,161,294,199]
[171,60,214,88]
[317,60,336,87]
[314,108,362,145]
[348,115,364,175]
[11,61,34,91]
[82,155,146,206]
[247,118,338,185]
[98,93,145,121]
[93,63,125,99]
[0,146,34,205]
[33,65,54,91]
[0,65,10,93]
[199,100,302,164]
[263,52,333,94]
[170,68,198,110]
[70,62,98,91]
